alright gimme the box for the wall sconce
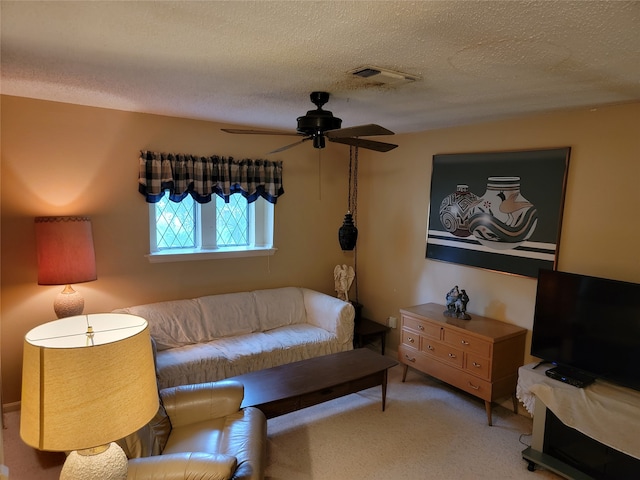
[20,313,159,480]
[35,216,97,318]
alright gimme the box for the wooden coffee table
[235,348,398,419]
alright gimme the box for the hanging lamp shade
[338,212,358,251]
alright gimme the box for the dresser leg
[485,401,493,426]
[401,364,409,382]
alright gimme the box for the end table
[354,318,390,355]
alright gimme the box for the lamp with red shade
[35,216,97,318]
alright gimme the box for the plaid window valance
[138,151,284,204]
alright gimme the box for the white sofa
[115,287,355,389]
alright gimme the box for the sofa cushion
[196,292,260,338]
[252,287,306,331]
[155,342,229,390]
[114,299,203,351]
[262,324,341,363]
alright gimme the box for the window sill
[146,247,277,263]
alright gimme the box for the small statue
[445,286,459,314]
[444,285,471,320]
[334,264,355,302]
[455,289,471,320]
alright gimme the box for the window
[148,192,275,262]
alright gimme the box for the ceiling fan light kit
[222,92,398,153]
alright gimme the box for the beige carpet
[264,365,559,479]
[3,362,560,479]
[2,408,64,480]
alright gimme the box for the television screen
[531,269,640,391]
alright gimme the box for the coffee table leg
[381,369,388,411]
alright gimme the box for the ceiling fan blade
[325,124,394,138]
[329,137,398,152]
[269,137,312,154]
[222,128,299,136]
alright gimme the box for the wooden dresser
[399,303,527,425]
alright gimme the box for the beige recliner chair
[118,379,267,480]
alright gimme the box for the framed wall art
[425,147,571,278]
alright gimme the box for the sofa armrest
[127,452,237,480]
[302,288,355,345]
[160,380,244,428]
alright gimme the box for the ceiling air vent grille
[349,65,420,85]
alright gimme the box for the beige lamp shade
[20,313,159,452]
[35,217,97,285]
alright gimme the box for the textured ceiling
[2,1,639,134]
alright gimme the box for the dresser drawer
[399,344,424,368]
[421,338,464,368]
[465,352,491,381]
[450,369,493,402]
[402,315,441,339]
[401,330,419,349]
[443,329,491,357]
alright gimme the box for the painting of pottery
[426,148,570,277]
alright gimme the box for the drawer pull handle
[427,345,434,351]
[472,362,481,368]
[448,353,457,358]
[461,340,470,345]
[418,325,425,331]
[468,382,480,390]
[404,354,416,363]
[408,337,415,343]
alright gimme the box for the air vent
[349,65,419,85]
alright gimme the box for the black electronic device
[531,269,640,391]
[544,366,594,388]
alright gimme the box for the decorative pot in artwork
[468,176,538,250]
[439,184,480,237]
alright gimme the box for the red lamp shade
[35,217,96,285]
[35,217,97,318]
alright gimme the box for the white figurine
[334,264,355,302]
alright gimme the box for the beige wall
[357,102,640,362]
[2,96,639,405]
[0,95,356,404]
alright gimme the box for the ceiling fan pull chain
[348,146,353,212]
[353,146,358,223]
[318,148,322,201]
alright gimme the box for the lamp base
[60,442,127,480]
[54,285,85,318]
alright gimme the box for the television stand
[545,366,594,388]
[517,363,640,479]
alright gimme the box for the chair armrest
[127,452,237,480]
[160,380,244,428]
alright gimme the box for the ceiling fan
[221,91,398,154]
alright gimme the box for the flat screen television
[531,269,640,391]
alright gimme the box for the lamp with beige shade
[20,313,159,480]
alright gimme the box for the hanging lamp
[338,146,359,251]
